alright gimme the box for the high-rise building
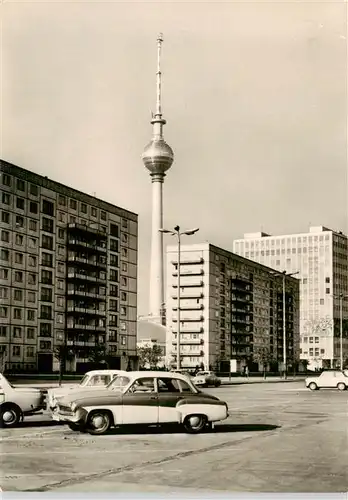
[233,226,348,369]
[142,34,174,324]
[165,243,300,372]
[0,160,138,373]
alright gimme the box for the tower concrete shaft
[142,34,174,324]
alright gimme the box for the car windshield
[107,375,131,390]
[79,374,90,386]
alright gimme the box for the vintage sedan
[192,371,221,388]
[56,371,229,435]
[47,369,127,416]
[305,370,348,391]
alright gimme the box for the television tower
[142,33,174,324]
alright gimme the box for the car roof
[123,371,192,381]
[85,370,128,376]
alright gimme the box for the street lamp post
[333,293,348,369]
[271,270,299,379]
[159,226,199,370]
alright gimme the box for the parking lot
[1,381,347,493]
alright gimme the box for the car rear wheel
[86,411,111,435]
[337,382,346,391]
[0,405,21,428]
[215,381,221,387]
[183,414,207,434]
[309,382,318,391]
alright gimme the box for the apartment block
[0,160,138,373]
[165,243,300,372]
[233,226,348,369]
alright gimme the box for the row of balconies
[67,271,106,283]
[66,323,106,331]
[67,238,107,253]
[67,289,106,300]
[67,255,107,269]
[66,306,106,316]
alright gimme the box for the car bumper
[56,408,88,424]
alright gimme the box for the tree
[253,345,274,379]
[53,345,74,387]
[137,344,163,369]
[88,346,107,365]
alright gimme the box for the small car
[55,371,229,435]
[47,369,127,417]
[192,371,221,388]
[305,370,348,391]
[0,373,46,427]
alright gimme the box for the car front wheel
[0,405,21,428]
[183,414,207,434]
[337,382,346,391]
[308,382,318,391]
[86,411,111,435]
[68,422,83,432]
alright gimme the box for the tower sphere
[142,138,174,176]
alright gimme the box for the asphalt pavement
[1,381,347,493]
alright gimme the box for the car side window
[111,376,130,389]
[178,379,194,393]
[157,378,181,393]
[128,378,155,394]
[87,375,110,386]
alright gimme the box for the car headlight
[71,402,77,412]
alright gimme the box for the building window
[28,273,37,285]
[27,328,35,339]
[15,252,23,264]
[0,325,7,337]
[58,194,66,206]
[57,262,64,274]
[40,322,52,337]
[29,220,37,232]
[39,340,51,350]
[58,212,65,223]
[41,287,53,302]
[326,288,330,294]
[28,237,37,249]
[58,228,65,240]
[16,197,25,210]
[109,299,118,311]
[101,211,106,220]
[0,268,8,281]
[42,217,54,233]
[315,337,319,343]
[58,246,65,256]
[1,211,10,224]
[0,306,8,318]
[15,234,24,246]
[320,298,324,305]
[57,313,64,324]
[121,291,127,302]
[2,174,11,186]
[81,203,87,214]
[42,234,53,250]
[110,254,118,267]
[57,280,64,290]
[0,287,8,299]
[309,337,313,344]
[28,291,36,303]
[122,219,128,229]
[121,234,128,244]
[109,315,118,327]
[40,305,52,319]
[57,296,65,307]
[1,230,9,242]
[14,271,23,283]
[41,270,53,284]
[42,199,54,216]
[26,347,35,358]
[2,192,11,205]
[41,252,53,267]
[120,322,126,331]
[121,263,128,272]
[120,306,127,316]
[110,239,118,252]
[14,308,22,319]
[14,289,23,301]
[110,284,118,297]
[91,207,97,217]
[15,215,24,228]
[110,269,118,282]
[121,248,128,258]
[12,346,21,357]
[27,310,35,321]
[69,216,76,224]
[28,255,37,267]
[0,248,9,261]
[70,199,77,210]
[121,277,127,286]
[29,201,38,214]
[30,184,38,196]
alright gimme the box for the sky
[2,0,347,316]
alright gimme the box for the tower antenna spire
[156,32,163,118]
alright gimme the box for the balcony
[177,351,204,357]
[172,326,204,334]
[172,338,203,345]
[67,238,107,254]
[66,306,106,316]
[231,294,252,303]
[67,289,106,300]
[67,271,104,283]
[171,257,204,265]
[172,281,204,288]
[172,304,204,311]
[172,292,204,300]
[67,255,107,269]
[172,315,204,323]
[172,269,204,277]
[67,323,106,332]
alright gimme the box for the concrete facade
[233,226,348,369]
[0,160,138,373]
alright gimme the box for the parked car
[47,369,127,416]
[0,373,46,427]
[305,370,348,391]
[55,370,229,435]
[192,371,221,388]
